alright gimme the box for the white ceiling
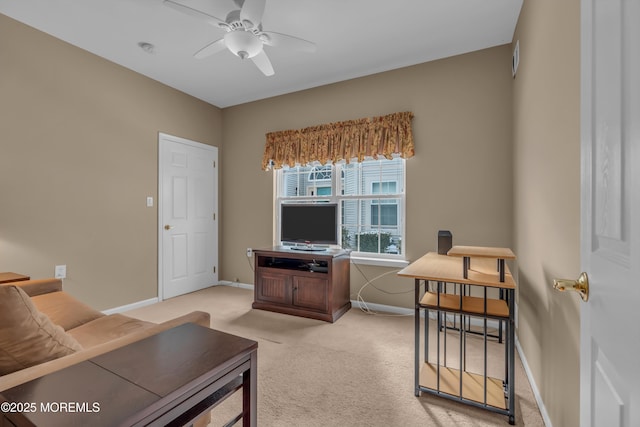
[0,0,523,108]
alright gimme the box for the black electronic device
[308,261,329,273]
[281,204,338,249]
[438,230,453,255]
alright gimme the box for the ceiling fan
[164,0,316,76]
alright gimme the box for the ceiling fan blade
[163,0,226,27]
[251,50,274,76]
[194,38,226,59]
[240,0,266,29]
[261,31,316,53]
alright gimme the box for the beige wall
[0,14,222,310]
[221,45,514,308]
[513,0,581,425]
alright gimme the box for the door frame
[157,132,218,301]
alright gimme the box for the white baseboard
[351,299,503,331]
[217,280,254,290]
[102,297,158,315]
[124,284,514,340]
[104,282,249,314]
[351,299,414,316]
[215,284,504,331]
[515,336,552,426]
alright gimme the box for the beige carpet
[126,286,545,426]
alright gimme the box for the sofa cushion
[31,291,105,331]
[67,314,156,348]
[0,285,83,376]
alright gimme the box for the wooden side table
[398,251,516,425]
[0,272,30,284]
[0,323,258,426]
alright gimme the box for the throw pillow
[0,285,83,375]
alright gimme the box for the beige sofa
[0,278,210,394]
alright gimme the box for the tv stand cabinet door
[293,276,329,312]
[255,270,291,305]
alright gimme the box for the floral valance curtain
[262,111,414,170]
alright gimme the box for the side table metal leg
[415,278,421,396]
[243,352,258,427]
[508,289,515,425]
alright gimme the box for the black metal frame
[414,278,516,425]
[435,281,505,343]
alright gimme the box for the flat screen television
[280,204,338,249]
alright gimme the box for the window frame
[370,180,399,227]
[274,159,407,262]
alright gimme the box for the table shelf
[420,292,509,319]
[419,362,506,410]
[447,246,516,259]
[398,252,515,289]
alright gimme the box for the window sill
[350,255,409,268]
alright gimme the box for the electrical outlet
[246,248,253,258]
[54,265,67,279]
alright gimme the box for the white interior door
[159,133,218,300]
[580,0,639,425]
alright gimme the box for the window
[309,165,332,181]
[276,158,405,258]
[307,165,332,196]
[371,182,398,227]
[371,203,398,226]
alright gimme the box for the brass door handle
[553,272,589,302]
[164,225,174,230]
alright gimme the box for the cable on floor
[351,261,414,316]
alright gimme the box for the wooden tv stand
[252,247,351,323]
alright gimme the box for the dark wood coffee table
[0,323,258,426]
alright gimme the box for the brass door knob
[164,225,174,230]
[553,272,589,302]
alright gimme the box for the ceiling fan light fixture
[224,30,262,59]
